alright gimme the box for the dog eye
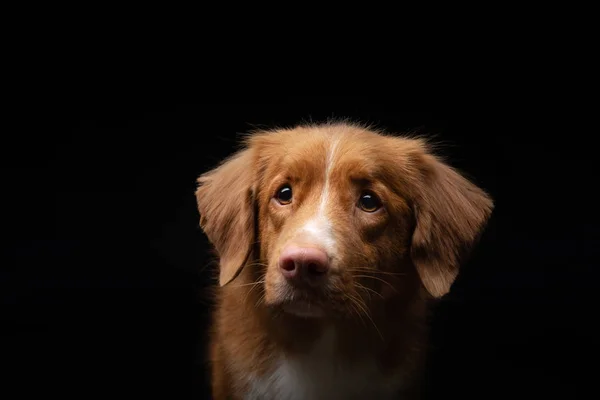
[358,191,381,212]
[276,184,293,205]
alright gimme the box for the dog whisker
[349,268,407,277]
[345,294,367,329]
[235,280,265,288]
[344,291,384,342]
[254,292,267,309]
[244,261,269,268]
[355,283,384,300]
[353,275,398,293]
[242,280,265,304]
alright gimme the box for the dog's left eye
[275,184,293,205]
[358,191,382,212]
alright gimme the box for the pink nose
[279,245,330,284]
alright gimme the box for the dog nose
[279,245,329,284]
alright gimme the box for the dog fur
[195,121,493,399]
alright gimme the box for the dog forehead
[263,129,384,172]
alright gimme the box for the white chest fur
[245,328,402,400]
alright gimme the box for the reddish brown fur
[196,122,493,399]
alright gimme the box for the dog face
[196,123,493,319]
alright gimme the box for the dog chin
[281,300,325,318]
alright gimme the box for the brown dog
[196,122,493,399]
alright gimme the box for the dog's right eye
[275,184,293,205]
[358,191,382,212]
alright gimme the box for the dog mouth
[268,286,330,318]
[281,299,325,318]
[265,280,350,319]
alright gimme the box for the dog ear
[410,151,494,298]
[196,149,255,286]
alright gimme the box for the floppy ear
[196,149,255,286]
[411,152,494,298]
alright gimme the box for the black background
[2,101,594,399]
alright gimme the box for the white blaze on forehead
[319,137,339,215]
[298,137,339,253]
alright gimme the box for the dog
[195,121,493,399]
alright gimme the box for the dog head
[196,123,493,318]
